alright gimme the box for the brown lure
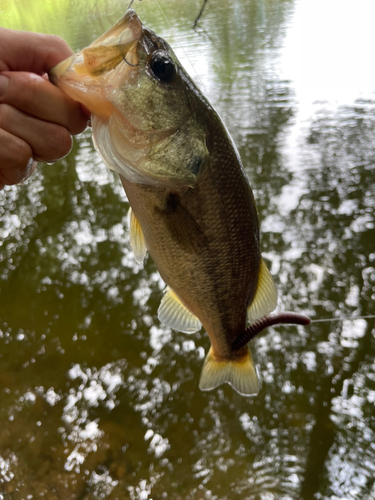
[232,312,311,351]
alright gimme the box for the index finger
[0,27,74,74]
[0,71,88,135]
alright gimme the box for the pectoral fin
[199,347,259,396]
[247,258,278,323]
[158,287,202,334]
[128,207,147,264]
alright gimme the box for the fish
[50,9,308,396]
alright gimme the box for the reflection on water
[1,0,375,498]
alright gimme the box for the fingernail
[0,74,9,95]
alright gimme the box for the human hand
[0,27,89,190]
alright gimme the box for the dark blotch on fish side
[155,193,207,252]
[165,193,180,213]
[232,312,311,351]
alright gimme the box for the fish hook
[232,312,311,351]
[123,55,139,67]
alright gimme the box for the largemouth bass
[50,10,283,396]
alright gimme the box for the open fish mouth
[49,9,143,117]
[50,8,208,188]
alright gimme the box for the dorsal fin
[128,207,147,264]
[158,287,202,334]
[247,258,278,323]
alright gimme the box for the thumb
[0,27,74,75]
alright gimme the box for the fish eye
[149,52,175,82]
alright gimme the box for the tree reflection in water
[0,0,374,498]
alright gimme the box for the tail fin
[199,347,260,396]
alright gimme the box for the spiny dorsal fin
[128,207,147,265]
[247,258,278,323]
[199,347,259,396]
[158,287,202,334]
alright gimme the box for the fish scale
[121,111,260,358]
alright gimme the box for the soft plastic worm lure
[232,312,311,351]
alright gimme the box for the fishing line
[233,313,375,349]
[150,0,209,94]
[309,315,375,324]
[128,0,142,9]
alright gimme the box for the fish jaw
[49,9,143,118]
[50,55,114,117]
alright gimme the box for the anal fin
[158,287,202,334]
[247,258,278,323]
[128,207,147,264]
[199,346,259,396]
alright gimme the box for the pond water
[1,0,375,498]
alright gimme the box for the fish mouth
[50,9,203,189]
[49,9,143,117]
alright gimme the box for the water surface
[0,0,375,498]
